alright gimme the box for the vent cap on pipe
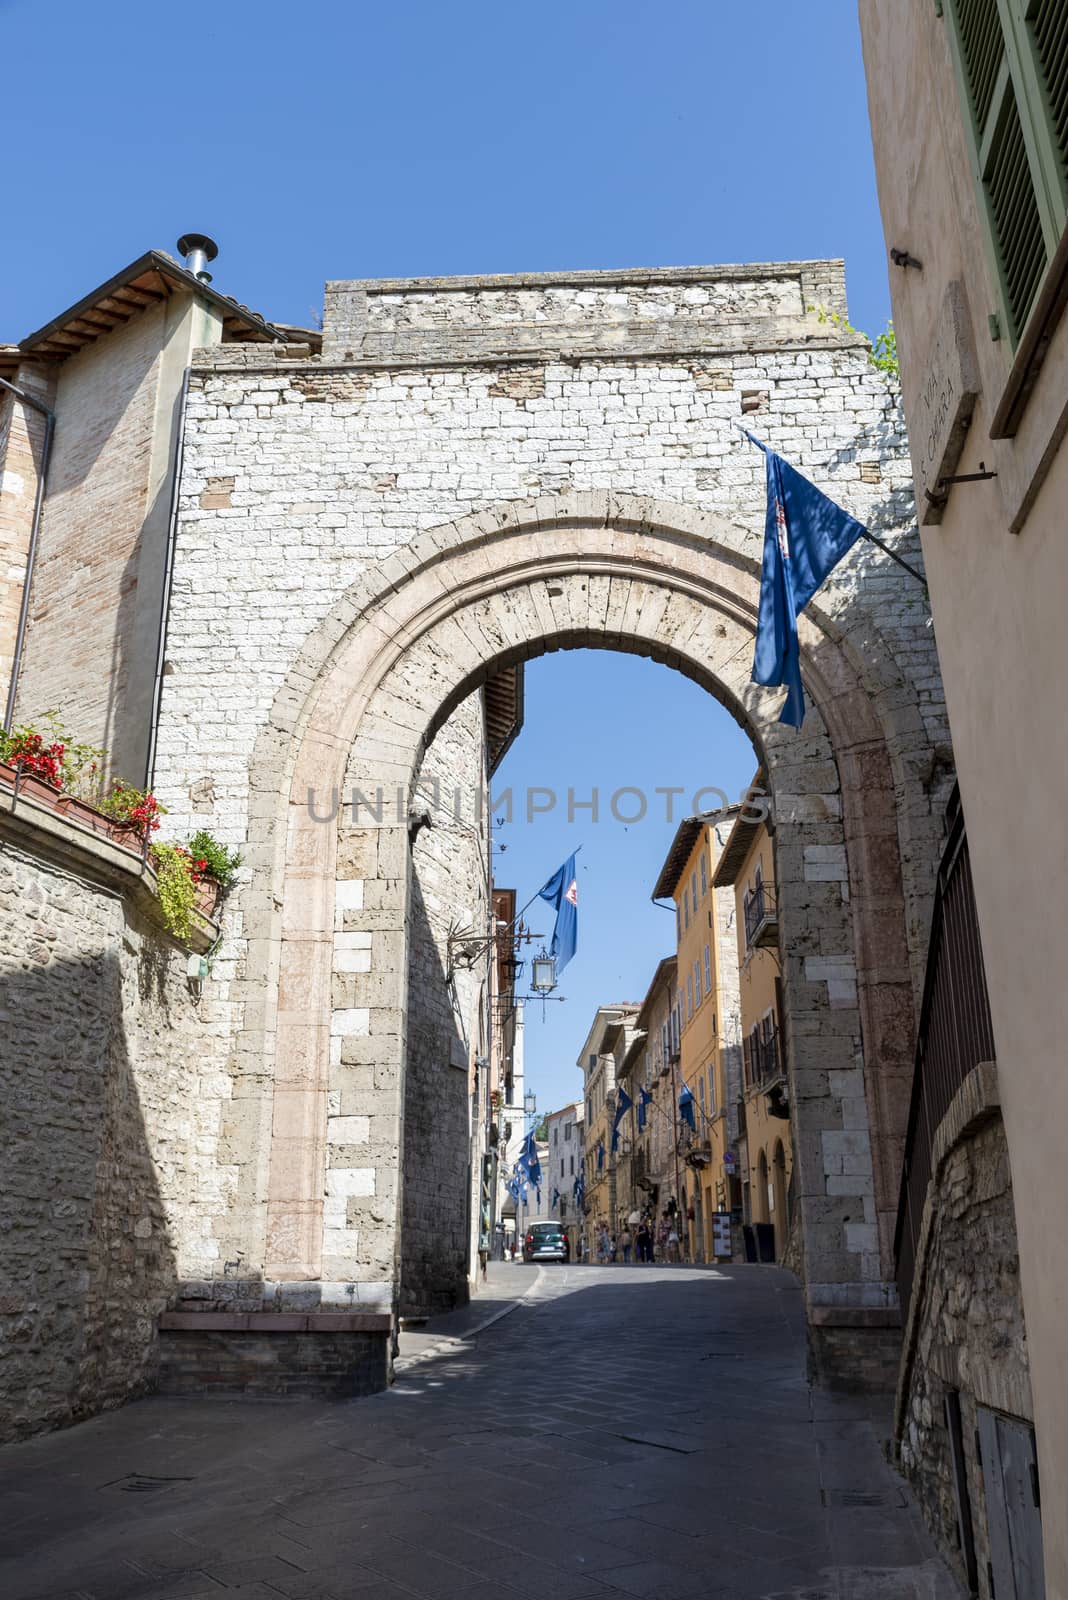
[176,233,219,284]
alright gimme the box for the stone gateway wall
[0,801,228,1441]
[896,1070,1031,1594]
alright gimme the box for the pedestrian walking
[620,1226,632,1264]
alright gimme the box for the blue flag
[516,1130,542,1190]
[611,1085,633,1153]
[596,1140,605,1173]
[678,1083,696,1132]
[751,438,864,728]
[537,854,579,972]
[638,1087,652,1132]
[551,1186,560,1211]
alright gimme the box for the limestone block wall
[898,1105,1030,1594]
[145,262,950,1321]
[400,691,489,1315]
[0,810,231,1441]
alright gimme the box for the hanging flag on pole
[537,853,579,972]
[551,1186,560,1212]
[748,434,865,728]
[678,1083,696,1132]
[637,1087,652,1132]
[611,1085,633,1153]
[516,1129,542,1190]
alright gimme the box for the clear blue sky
[494,653,756,1118]
[3,0,888,1112]
[3,1,890,340]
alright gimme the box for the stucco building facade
[860,2,1065,1592]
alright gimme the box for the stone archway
[232,491,926,1376]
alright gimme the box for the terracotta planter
[194,875,221,920]
[55,793,113,838]
[0,760,17,793]
[10,770,62,809]
[106,818,147,855]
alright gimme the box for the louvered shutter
[948,0,1045,337]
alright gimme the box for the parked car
[522,1221,570,1263]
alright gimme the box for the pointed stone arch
[231,491,924,1374]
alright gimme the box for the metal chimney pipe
[176,233,219,284]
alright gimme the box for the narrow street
[1,1266,960,1600]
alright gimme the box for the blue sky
[3,1,890,340]
[493,653,755,1119]
[3,0,890,1114]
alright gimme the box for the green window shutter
[946,0,1062,341]
[955,0,1006,133]
[985,79,1050,336]
[1020,0,1068,209]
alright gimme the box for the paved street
[0,1265,961,1600]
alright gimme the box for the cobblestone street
[0,1265,960,1600]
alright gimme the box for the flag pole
[732,420,927,586]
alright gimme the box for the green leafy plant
[152,842,198,940]
[813,306,899,381]
[186,829,243,888]
[38,711,107,799]
[98,780,166,839]
[0,722,65,785]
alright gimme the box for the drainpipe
[144,368,190,788]
[1,376,56,733]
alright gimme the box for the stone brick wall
[13,312,164,772]
[140,261,950,1341]
[0,809,231,1440]
[0,367,55,715]
[399,693,488,1315]
[897,1106,1030,1593]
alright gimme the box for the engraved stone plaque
[918,280,981,525]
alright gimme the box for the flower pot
[55,793,113,838]
[0,760,18,793]
[12,770,62,809]
[194,875,221,920]
[106,818,146,855]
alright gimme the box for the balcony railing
[894,793,996,1319]
[743,879,778,949]
[743,1024,783,1090]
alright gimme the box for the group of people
[586,1211,682,1265]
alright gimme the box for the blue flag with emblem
[678,1083,696,1132]
[611,1085,633,1153]
[537,853,579,973]
[750,435,865,728]
[638,1086,652,1132]
[516,1129,542,1191]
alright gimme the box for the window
[570,1155,574,1175]
[704,944,712,992]
[588,1053,597,1071]
[687,974,694,1020]
[691,871,698,914]
[676,904,682,939]
[564,1122,572,1142]
[586,1096,593,1124]
[708,1064,717,1116]
[700,854,708,897]
[944,0,1068,344]
[553,1127,558,1146]
[683,893,689,930]
[699,1076,706,1116]
[694,959,702,1006]
[560,1157,565,1177]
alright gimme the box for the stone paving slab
[0,1265,962,1600]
